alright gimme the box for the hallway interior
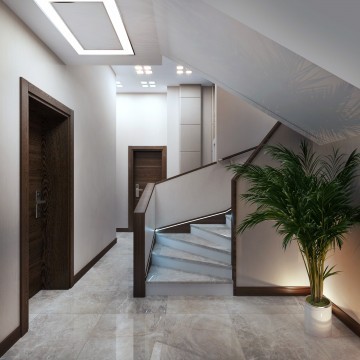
[1,232,360,359]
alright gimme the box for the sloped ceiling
[203,0,360,90]
[152,0,360,145]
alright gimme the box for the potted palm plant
[229,141,360,337]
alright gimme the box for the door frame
[128,146,167,231]
[20,78,74,335]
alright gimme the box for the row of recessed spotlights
[134,65,192,75]
[141,81,156,88]
[176,66,192,75]
[115,80,156,88]
[135,65,152,75]
[117,63,192,88]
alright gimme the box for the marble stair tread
[157,232,231,252]
[146,266,231,283]
[152,243,230,267]
[191,224,231,239]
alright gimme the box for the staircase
[146,214,233,295]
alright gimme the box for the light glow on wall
[33,0,134,55]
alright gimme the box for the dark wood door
[28,97,72,298]
[28,109,45,297]
[128,147,167,230]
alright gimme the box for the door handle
[35,190,46,219]
[135,184,144,198]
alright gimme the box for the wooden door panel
[133,150,163,209]
[28,110,44,298]
[128,147,167,230]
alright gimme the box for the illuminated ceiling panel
[33,0,134,55]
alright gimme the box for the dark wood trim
[157,210,230,233]
[332,303,360,337]
[74,238,117,283]
[245,122,282,165]
[134,183,156,213]
[128,146,167,231]
[231,177,237,287]
[20,78,74,336]
[219,146,258,161]
[234,286,311,296]
[20,78,30,336]
[116,227,131,232]
[156,161,217,185]
[231,122,281,295]
[133,183,156,298]
[0,326,21,357]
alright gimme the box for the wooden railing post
[133,183,155,298]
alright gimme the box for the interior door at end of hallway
[133,150,163,209]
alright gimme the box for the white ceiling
[3,0,360,144]
[2,0,162,65]
[113,57,212,93]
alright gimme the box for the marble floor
[2,232,360,360]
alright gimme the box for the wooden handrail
[133,183,155,297]
[218,146,258,161]
[156,146,261,186]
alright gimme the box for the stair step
[190,224,231,247]
[156,233,231,264]
[151,244,232,279]
[146,266,233,296]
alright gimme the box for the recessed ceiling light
[136,70,144,75]
[148,81,155,85]
[177,70,184,75]
[145,70,152,75]
[142,84,149,88]
[135,65,142,70]
[33,0,134,56]
[150,85,156,88]
[141,81,147,84]
[116,81,121,85]
[117,84,123,87]
[177,66,184,70]
[186,70,192,74]
[143,65,152,70]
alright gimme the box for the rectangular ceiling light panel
[34,0,134,55]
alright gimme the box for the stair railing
[133,183,156,297]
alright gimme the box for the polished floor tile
[2,232,360,360]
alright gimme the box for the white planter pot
[304,297,332,337]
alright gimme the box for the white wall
[0,3,116,343]
[216,86,276,160]
[236,126,308,287]
[116,94,167,228]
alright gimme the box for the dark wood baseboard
[116,227,131,232]
[332,303,360,337]
[234,287,360,337]
[234,286,311,296]
[74,238,117,283]
[157,211,229,233]
[0,326,21,357]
